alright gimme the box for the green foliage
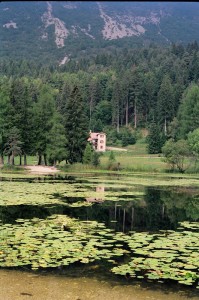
[177,84,199,139]
[105,127,136,147]
[32,84,57,164]
[157,75,175,134]
[92,151,100,167]
[46,113,67,165]
[64,86,89,164]
[83,143,93,164]
[162,139,190,173]
[107,151,120,170]
[188,128,199,157]
[1,41,199,167]
[147,122,165,154]
[4,127,23,165]
[108,151,116,162]
[120,128,136,146]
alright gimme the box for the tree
[64,86,89,164]
[83,143,93,164]
[121,128,136,147]
[9,77,35,165]
[162,139,190,173]
[157,75,175,135]
[4,127,23,165]
[92,100,112,128]
[32,84,57,165]
[188,128,199,157]
[187,128,199,171]
[46,113,67,166]
[109,151,116,163]
[147,122,165,154]
[177,84,199,139]
[0,77,12,164]
[92,151,100,167]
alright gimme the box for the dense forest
[1,42,199,166]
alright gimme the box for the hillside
[1,1,199,64]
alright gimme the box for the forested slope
[1,42,199,165]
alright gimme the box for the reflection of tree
[144,188,172,231]
[160,188,199,224]
[1,186,197,232]
[0,204,66,224]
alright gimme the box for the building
[88,131,106,152]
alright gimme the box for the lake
[0,173,198,299]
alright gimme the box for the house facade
[88,131,106,152]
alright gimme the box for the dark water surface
[1,177,198,232]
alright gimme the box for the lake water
[0,174,198,299]
[1,269,198,300]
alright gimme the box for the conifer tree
[83,143,93,164]
[147,122,165,154]
[64,86,89,164]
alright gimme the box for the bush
[104,126,136,146]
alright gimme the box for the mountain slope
[1,1,199,64]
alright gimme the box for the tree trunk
[44,154,47,166]
[134,100,137,129]
[24,154,27,166]
[117,106,120,133]
[11,152,15,165]
[89,99,92,130]
[0,155,4,165]
[19,155,22,166]
[8,155,10,165]
[38,154,42,165]
[164,117,167,135]
[125,97,129,127]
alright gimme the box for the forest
[1,41,199,168]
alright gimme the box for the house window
[100,146,103,149]
[100,134,104,138]
[100,140,104,143]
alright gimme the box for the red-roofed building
[88,131,106,152]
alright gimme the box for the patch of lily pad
[0,180,144,206]
[0,215,198,288]
[111,222,199,287]
[0,215,129,270]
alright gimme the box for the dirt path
[24,165,60,175]
[106,146,127,152]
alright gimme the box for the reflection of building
[86,197,104,203]
[88,131,106,152]
[96,186,105,193]
[86,185,105,203]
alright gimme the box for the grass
[0,141,198,175]
[100,141,168,173]
[2,156,38,166]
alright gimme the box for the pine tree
[4,127,23,165]
[147,122,165,154]
[83,143,93,164]
[92,151,100,167]
[157,75,175,135]
[64,86,89,164]
[46,113,67,166]
[32,84,56,165]
[0,77,12,164]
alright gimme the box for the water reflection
[1,185,198,233]
[86,185,105,203]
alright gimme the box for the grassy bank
[1,141,198,175]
